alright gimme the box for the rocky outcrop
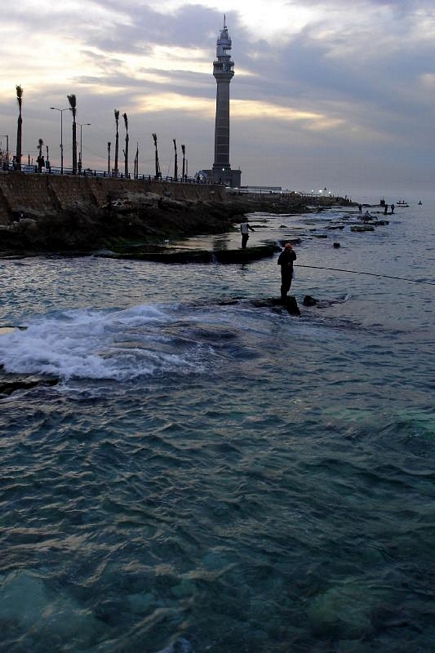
[0,187,315,255]
[0,196,243,254]
[250,296,301,316]
[106,242,280,264]
[0,174,355,256]
[0,374,58,396]
[0,173,227,225]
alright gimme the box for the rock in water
[303,295,318,306]
[157,637,193,653]
[283,295,301,316]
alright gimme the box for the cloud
[0,0,433,193]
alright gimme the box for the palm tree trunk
[114,110,119,175]
[123,113,129,178]
[152,133,161,179]
[72,120,77,174]
[16,85,23,170]
[134,143,139,179]
[173,139,178,181]
[67,94,77,174]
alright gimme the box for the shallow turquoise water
[1,199,435,652]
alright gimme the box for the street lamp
[50,107,68,174]
[78,123,91,174]
[0,135,9,169]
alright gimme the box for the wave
[0,304,210,382]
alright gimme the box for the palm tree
[134,142,139,179]
[152,133,161,179]
[15,85,23,170]
[114,110,120,176]
[123,113,129,178]
[37,138,44,172]
[181,144,186,181]
[173,139,178,181]
[67,94,77,174]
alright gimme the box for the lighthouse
[211,18,241,187]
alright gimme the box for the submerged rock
[0,570,107,647]
[281,295,301,315]
[157,637,194,653]
[251,296,301,316]
[351,225,375,232]
[302,295,349,309]
[303,295,318,306]
[307,581,376,639]
[278,237,302,247]
[107,243,280,264]
[0,375,58,396]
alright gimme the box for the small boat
[396,200,409,207]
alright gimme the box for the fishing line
[295,264,435,287]
[1,269,433,334]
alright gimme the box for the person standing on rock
[278,243,297,301]
[240,220,254,249]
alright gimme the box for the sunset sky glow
[1,0,434,196]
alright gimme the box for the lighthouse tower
[211,18,241,187]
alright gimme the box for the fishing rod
[0,269,433,334]
[295,264,435,287]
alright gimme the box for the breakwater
[0,173,226,225]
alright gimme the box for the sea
[0,191,434,653]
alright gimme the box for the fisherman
[240,220,255,249]
[277,243,297,301]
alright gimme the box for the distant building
[204,19,241,188]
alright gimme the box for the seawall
[0,173,226,225]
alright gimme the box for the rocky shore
[0,189,352,258]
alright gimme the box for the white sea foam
[0,304,203,381]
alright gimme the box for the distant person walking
[278,243,297,301]
[240,220,255,249]
[390,204,395,214]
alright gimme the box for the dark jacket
[278,248,296,275]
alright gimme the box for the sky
[0,0,434,197]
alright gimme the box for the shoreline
[0,190,354,259]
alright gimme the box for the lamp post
[50,107,68,174]
[78,123,91,174]
[0,135,9,169]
